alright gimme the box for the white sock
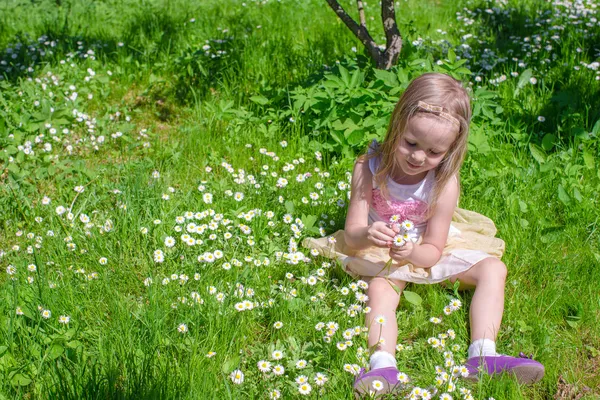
[369,350,396,370]
[468,338,498,358]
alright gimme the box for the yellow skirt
[302,208,505,284]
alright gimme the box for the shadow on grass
[460,1,600,140]
[43,348,190,400]
[0,0,192,84]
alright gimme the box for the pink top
[368,142,434,237]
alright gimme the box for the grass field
[1,0,599,398]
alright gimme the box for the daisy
[397,372,409,383]
[298,383,312,395]
[372,380,384,391]
[230,369,244,384]
[393,236,406,247]
[314,372,328,386]
[295,375,308,384]
[257,360,272,373]
[273,321,283,329]
[59,315,70,324]
[374,315,386,325]
[296,359,307,369]
[177,323,188,333]
[272,350,284,360]
[449,299,462,310]
[272,364,285,375]
[41,309,51,319]
[164,237,175,247]
[269,389,281,399]
[401,220,414,230]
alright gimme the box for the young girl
[304,73,544,395]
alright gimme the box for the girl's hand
[366,221,398,248]
[389,241,415,261]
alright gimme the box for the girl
[304,73,544,396]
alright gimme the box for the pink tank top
[368,143,434,237]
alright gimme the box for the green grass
[0,0,599,398]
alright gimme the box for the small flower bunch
[389,215,418,247]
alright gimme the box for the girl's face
[394,114,458,181]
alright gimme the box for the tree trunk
[325,0,402,70]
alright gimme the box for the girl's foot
[465,353,544,384]
[353,367,400,398]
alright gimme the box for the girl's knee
[367,277,406,297]
[480,258,507,282]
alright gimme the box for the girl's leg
[354,277,406,395]
[451,257,544,384]
[450,257,507,342]
[366,276,406,355]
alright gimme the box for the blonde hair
[369,72,471,216]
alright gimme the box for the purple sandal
[353,367,401,398]
[465,352,544,384]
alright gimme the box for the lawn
[0,0,599,398]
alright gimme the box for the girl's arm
[391,177,458,267]
[344,156,397,250]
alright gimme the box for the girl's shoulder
[366,140,381,176]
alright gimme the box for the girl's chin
[403,161,424,173]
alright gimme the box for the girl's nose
[411,151,425,164]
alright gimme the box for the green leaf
[222,355,240,374]
[373,69,398,87]
[7,163,21,175]
[338,65,350,87]
[573,127,590,140]
[592,119,600,136]
[346,129,363,146]
[0,346,7,357]
[566,315,581,328]
[284,200,295,214]
[583,151,595,170]
[10,373,31,386]
[46,344,64,360]
[66,340,83,349]
[528,143,546,164]
[447,48,456,63]
[573,188,582,202]
[300,214,317,232]
[402,290,422,307]
[557,184,571,205]
[249,96,269,106]
[541,133,556,151]
[349,69,364,88]
[516,69,532,93]
[519,200,528,213]
[287,298,306,312]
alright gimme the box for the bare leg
[366,277,406,355]
[450,257,507,341]
[450,258,545,384]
